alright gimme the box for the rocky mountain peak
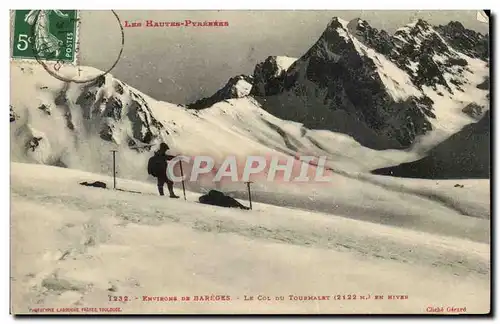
[394,19,434,43]
[326,17,348,29]
[447,20,466,31]
[319,17,349,40]
[250,56,297,96]
[346,17,393,55]
[188,74,253,110]
[346,18,368,31]
[414,18,431,30]
[302,19,357,63]
[224,75,253,97]
[434,21,488,60]
[390,19,472,93]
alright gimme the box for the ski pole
[246,181,252,210]
[111,150,117,189]
[179,160,186,201]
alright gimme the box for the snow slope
[10,61,419,182]
[10,62,490,242]
[10,163,490,314]
[197,97,418,172]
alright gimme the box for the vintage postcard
[10,10,490,315]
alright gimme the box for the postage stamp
[11,10,79,64]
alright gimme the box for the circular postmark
[31,10,124,84]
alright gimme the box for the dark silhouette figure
[148,143,180,198]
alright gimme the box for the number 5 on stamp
[12,10,78,63]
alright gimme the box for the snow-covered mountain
[187,18,488,151]
[11,59,422,185]
[249,17,489,150]
[10,64,177,177]
[11,60,492,232]
[10,16,489,182]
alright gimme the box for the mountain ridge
[251,17,488,150]
[10,16,489,181]
[186,17,488,151]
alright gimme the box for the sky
[78,10,489,105]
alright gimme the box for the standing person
[148,143,180,198]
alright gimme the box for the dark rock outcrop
[462,103,485,120]
[26,136,43,152]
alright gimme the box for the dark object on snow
[80,181,107,189]
[454,184,465,188]
[199,190,250,210]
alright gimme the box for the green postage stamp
[11,10,78,63]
